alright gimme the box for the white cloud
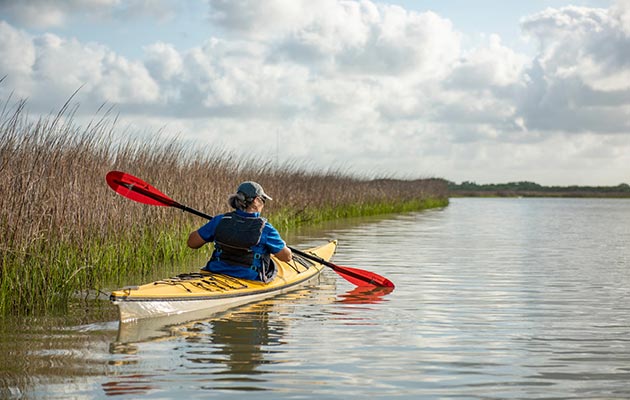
[0,0,120,28]
[0,21,36,89]
[144,42,183,81]
[611,0,630,36]
[1,0,629,185]
[519,4,630,133]
[0,22,159,107]
[208,0,460,79]
[522,5,630,91]
[0,0,177,28]
[0,1,70,28]
[97,53,160,104]
[447,34,528,90]
[208,0,315,38]
[435,34,529,138]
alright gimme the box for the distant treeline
[448,181,630,198]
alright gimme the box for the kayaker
[187,181,292,282]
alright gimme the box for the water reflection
[186,302,282,376]
[101,374,156,396]
[337,286,395,304]
[105,284,343,394]
[0,301,117,397]
[100,302,282,394]
[7,199,630,398]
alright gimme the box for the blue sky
[1,0,629,185]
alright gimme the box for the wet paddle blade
[106,171,177,207]
[330,265,395,288]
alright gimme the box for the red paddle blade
[330,265,395,288]
[106,171,177,207]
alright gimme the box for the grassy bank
[0,100,448,315]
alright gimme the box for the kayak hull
[110,240,337,322]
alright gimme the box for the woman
[187,181,292,282]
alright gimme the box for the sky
[1,0,629,185]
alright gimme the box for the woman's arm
[187,230,207,249]
[273,246,292,262]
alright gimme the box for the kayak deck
[110,240,337,322]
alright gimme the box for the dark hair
[228,192,253,210]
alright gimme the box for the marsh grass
[0,99,448,315]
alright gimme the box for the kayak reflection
[336,285,394,304]
[105,301,285,393]
[185,301,282,375]
[112,299,284,346]
[110,283,336,374]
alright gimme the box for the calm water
[2,198,630,399]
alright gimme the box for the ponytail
[228,192,253,210]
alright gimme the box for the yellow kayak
[110,240,337,322]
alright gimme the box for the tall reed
[0,99,448,315]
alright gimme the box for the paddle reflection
[336,285,394,304]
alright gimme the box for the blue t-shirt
[197,210,286,280]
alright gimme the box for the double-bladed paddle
[105,171,395,288]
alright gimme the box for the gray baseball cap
[237,181,273,201]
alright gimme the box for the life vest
[210,212,274,281]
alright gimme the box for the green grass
[270,198,448,231]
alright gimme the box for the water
[3,198,630,399]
